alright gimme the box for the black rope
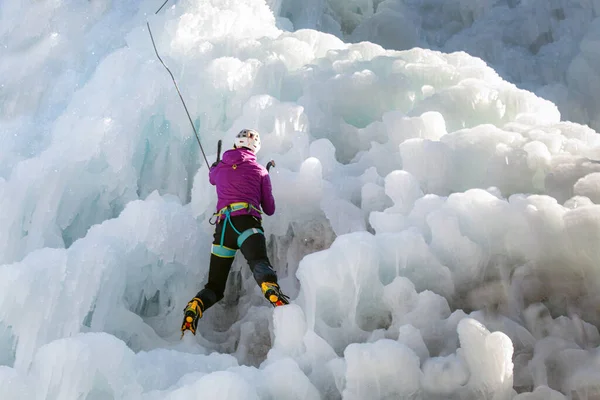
[146,22,210,169]
[155,0,170,14]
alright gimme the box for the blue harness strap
[211,244,236,258]
[237,228,264,248]
[212,207,242,258]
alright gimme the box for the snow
[2,0,600,399]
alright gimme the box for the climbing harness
[210,202,262,224]
[210,203,264,258]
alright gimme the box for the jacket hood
[221,147,256,165]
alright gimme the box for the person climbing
[181,128,289,336]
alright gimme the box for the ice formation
[2,0,600,399]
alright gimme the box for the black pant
[195,215,278,311]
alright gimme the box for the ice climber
[181,128,289,336]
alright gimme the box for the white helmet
[234,128,261,154]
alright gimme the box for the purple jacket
[209,148,275,220]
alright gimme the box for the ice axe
[211,140,222,168]
[266,160,275,172]
[216,140,223,160]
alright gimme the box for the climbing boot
[261,282,290,307]
[181,297,203,338]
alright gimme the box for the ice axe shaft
[216,140,222,163]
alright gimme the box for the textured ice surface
[2,0,600,398]
[283,0,600,131]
